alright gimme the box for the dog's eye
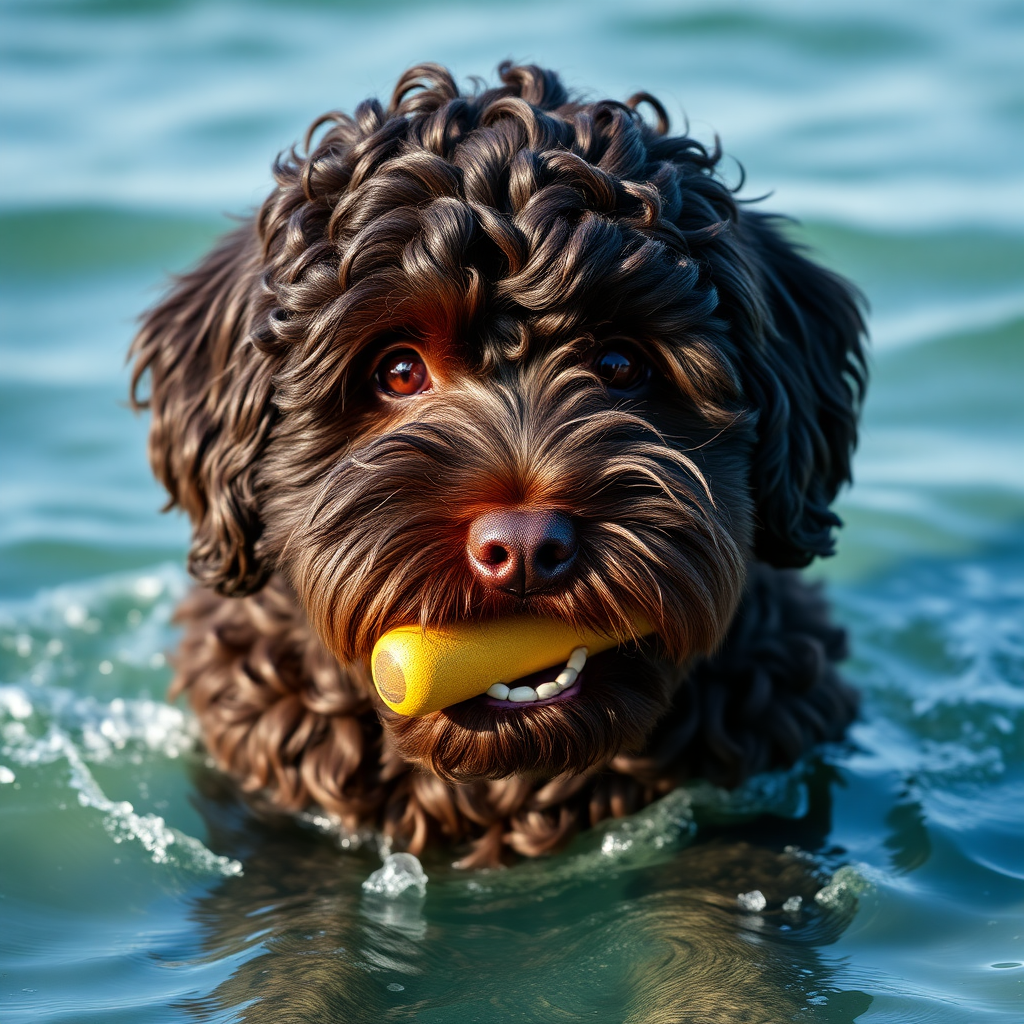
[593,348,648,393]
[376,349,432,397]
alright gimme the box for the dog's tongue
[371,617,647,717]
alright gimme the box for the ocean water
[1,1,1022,1020]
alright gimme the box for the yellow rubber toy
[371,617,649,717]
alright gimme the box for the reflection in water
[883,791,931,875]
[171,762,869,1023]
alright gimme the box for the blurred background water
[1,1,1022,1021]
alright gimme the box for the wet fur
[131,63,865,866]
[172,564,854,865]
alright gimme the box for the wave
[0,565,242,877]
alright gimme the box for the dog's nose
[467,509,578,596]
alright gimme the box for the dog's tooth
[567,647,588,673]
[508,686,538,703]
[487,683,510,700]
[535,681,560,700]
[555,667,578,689]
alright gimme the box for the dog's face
[132,64,865,784]
[267,319,755,782]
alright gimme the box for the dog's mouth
[384,639,673,783]
[376,622,671,782]
[474,645,588,709]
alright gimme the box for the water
[1,0,1022,1020]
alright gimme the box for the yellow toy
[371,616,650,716]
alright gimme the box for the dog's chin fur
[133,62,866,866]
[385,647,678,783]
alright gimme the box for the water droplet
[737,890,767,912]
[134,577,163,600]
[64,604,87,628]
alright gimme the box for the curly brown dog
[130,62,865,868]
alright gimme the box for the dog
[130,62,866,868]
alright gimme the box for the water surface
[1,1,1022,1020]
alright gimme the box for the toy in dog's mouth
[371,616,649,716]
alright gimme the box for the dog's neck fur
[170,562,855,867]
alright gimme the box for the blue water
[1,1,1022,1020]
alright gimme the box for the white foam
[296,809,376,852]
[0,684,197,763]
[63,604,87,629]
[0,688,33,721]
[133,576,165,601]
[737,890,768,912]
[599,787,697,861]
[0,563,186,637]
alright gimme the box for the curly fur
[131,62,866,866]
[170,563,855,865]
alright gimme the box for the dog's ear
[130,223,274,596]
[732,212,867,568]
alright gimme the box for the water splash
[363,853,429,898]
[814,865,874,914]
[0,567,241,878]
[1,708,240,877]
[63,724,241,876]
[295,808,378,853]
[0,564,186,692]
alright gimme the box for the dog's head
[132,63,865,784]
